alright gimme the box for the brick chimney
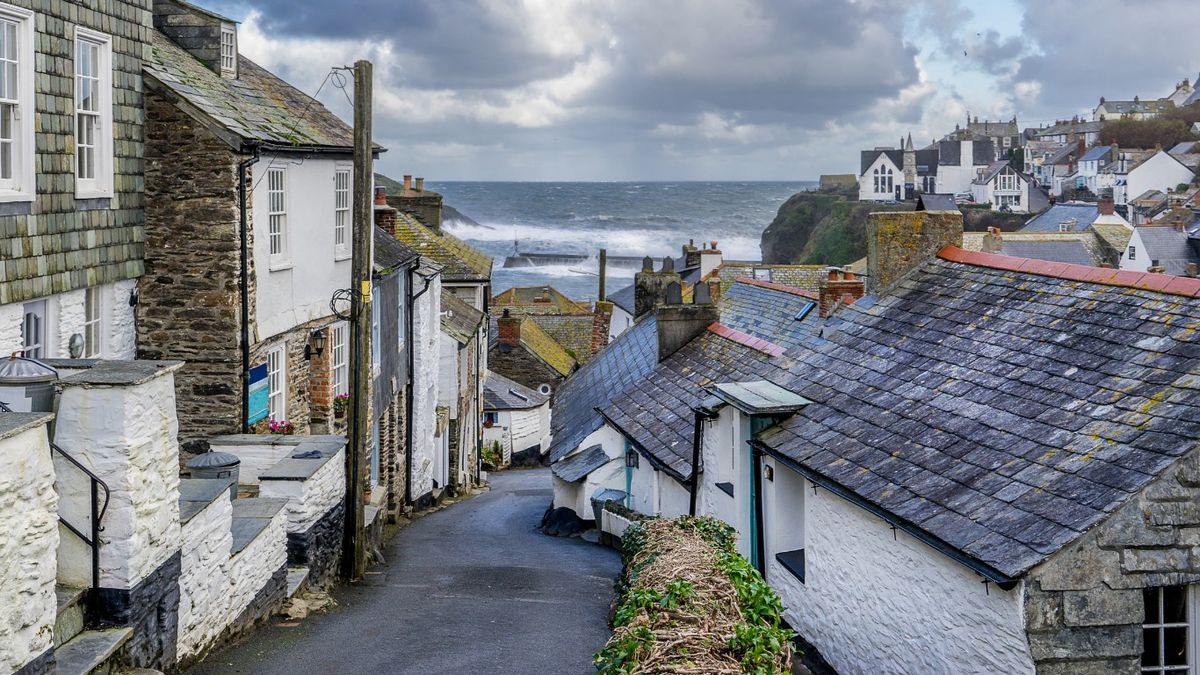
[867,210,964,292]
[1098,196,1115,215]
[634,256,681,318]
[374,186,398,236]
[683,240,701,269]
[590,300,613,356]
[497,309,521,349]
[655,277,719,362]
[403,175,412,191]
[818,267,865,318]
[981,227,1003,253]
[706,270,722,307]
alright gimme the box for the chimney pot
[415,177,424,191]
[374,186,387,206]
[497,310,521,348]
[642,256,653,272]
[403,175,412,190]
[1188,262,1198,277]
[661,256,675,273]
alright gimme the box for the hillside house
[1119,223,1200,275]
[1093,95,1174,121]
[0,0,147,362]
[489,310,577,395]
[1112,149,1195,207]
[492,285,611,364]
[970,161,1049,213]
[949,116,1022,160]
[936,137,996,196]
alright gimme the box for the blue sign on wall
[247,363,269,425]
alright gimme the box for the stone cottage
[491,285,612,364]
[139,0,372,451]
[0,0,148,361]
[489,309,578,395]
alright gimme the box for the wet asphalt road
[187,468,620,675]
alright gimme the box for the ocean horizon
[426,180,819,300]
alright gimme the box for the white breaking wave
[442,220,762,261]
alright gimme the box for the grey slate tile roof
[145,31,355,149]
[759,254,1200,579]
[440,291,484,345]
[1136,226,1200,275]
[548,315,659,462]
[1021,203,1099,232]
[551,444,611,483]
[1080,146,1113,163]
[374,228,420,270]
[861,149,903,176]
[608,283,636,315]
[718,282,820,353]
[484,371,548,410]
[999,240,1097,266]
[917,194,959,212]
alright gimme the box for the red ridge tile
[734,277,819,299]
[706,323,787,357]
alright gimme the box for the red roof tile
[733,277,819,300]
[938,246,1200,298]
[707,322,788,357]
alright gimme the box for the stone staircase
[53,585,132,675]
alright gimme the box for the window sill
[334,251,351,262]
[775,549,805,584]
[0,190,33,204]
[75,189,114,201]
[269,261,294,272]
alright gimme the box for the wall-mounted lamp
[625,447,639,469]
[763,464,774,482]
[304,328,328,360]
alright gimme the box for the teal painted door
[625,439,634,508]
[748,416,774,571]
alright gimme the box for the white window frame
[21,299,45,358]
[1141,584,1198,674]
[219,24,237,78]
[331,322,348,397]
[267,344,287,422]
[82,286,104,358]
[334,167,350,260]
[1129,245,1137,260]
[0,4,32,202]
[371,290,381,376]
[998,172,1017,192]
[266,166,290,268]
[74,27,113,199]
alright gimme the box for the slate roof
[607,283,636,315]
[440,291,484,344]
[1136,226,1200,275]
[917,194,959,213]
[388,211,493,282]
[1098,99,1174,115]
[484,371,548,411]
[493,286,590,315]
[548,315,659,462]
[1080,146,1113,163]
[551,445,611,483]
[145,31,355,150]
[1021,203,1099,232]
[969,120,1019,137]
[999,240,1096,266]
[759,248,1200,580]
[374,228,420,271]
[718,282,821,353]
[861,149,903,176]
[1091,223,1135,258]
[1034,120,1104,139]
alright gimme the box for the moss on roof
[145,31,356,149]
[389,212,492,281]
[440,290,484,344]
[493,286,590,314]
[519,318,577,376]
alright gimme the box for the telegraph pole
[342,59,372,581]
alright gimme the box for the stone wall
[259,447,345,534]
[152,0,227,75]
[249,318,337,436]
[177,492,234,660]
[411,272,442,502]
[284,503,344,592]
[0,417,57,675]
[865,211,964,292]
[0,0,148,308]
[1024,446,1200,673]
[139,88,245,450]
[489,344,564,394]
[106,552,182,671]
[376,391,407,519]
[224,505,287,642]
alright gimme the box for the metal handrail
[0,400,110,589]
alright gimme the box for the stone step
[286,566,310,598]
[54,585,88,647]
[54,627,133,675]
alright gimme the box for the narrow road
[188,468,620,675]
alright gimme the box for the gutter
[750,439,1019,590]
[237,144,261,432]
[596,408,690,485]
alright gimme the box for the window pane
[1143,627,1160,667]
[1163,626,1187,666]
[1163,586,1187,624]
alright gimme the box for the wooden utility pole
[342,59,372,581]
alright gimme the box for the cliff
[760,191,1031,265]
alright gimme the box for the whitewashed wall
[251,155,352,342]
[552,424,625,516]
[697,406,754,558]
[411,272,442,500]
[937,140,983,195]
[0,418,57,675]
[177,493,233,658]
[438,333,459,411]
[259,448,345,533]
[54,365,183,588]
[0,279,137,360]
[858,154,900,201]
[608,305,634,341]
[225,506,287,631]
[766,462,1034,675]
[1125,152,1193,205]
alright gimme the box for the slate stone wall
[378,390,407,519]
[96,551,182,671]
[488,344,564,394]
[152,0,226,75]
[0,0,148,306]
[215,564,287,648]
[12,649,51,675]
[139,88,246,451]
[1024,448,1200,673]
[285,502,344,592]
[866,211,964,292]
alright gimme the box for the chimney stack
[1188,262,1198,277]
[374,186,387,206]
[699,241,723,279]
[497,309,521,348]
[867,210,964,292]
[403,175,412,191]
[982,227,1003,253]
[415,177,424,192]
[374,186,399,236]
[634,256,682,318]
[1098,196,1115,216]
[1148,259,1165,274]
[683,240,701,270]
[590,301,613,356]
[654,277,719,362]
[818,267,865,318]
[598,248,608,301]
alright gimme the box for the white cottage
[970,162,1049,214]
[482,371,551,467]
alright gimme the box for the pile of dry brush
[594,516,792,674]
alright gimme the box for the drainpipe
[751,444,767,576]
[688,408,711,516]
[238,145,261,433]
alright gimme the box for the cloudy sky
[209,0,1200,181]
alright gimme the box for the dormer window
[220,25,236,78]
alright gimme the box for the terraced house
[0,0,148,361]
[138,0,371,451]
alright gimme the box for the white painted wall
[764,463,1034,675]
[608,305,634,341]
[552,424,625,516]
[937,141,983,195]
[259,448,345,533]
[224,504,287,634]
[54,365,183,589]
[0,419,57,674]
[438,333,459,410]
[177,492,234,659]
[411,272,442,500]
[1125,151,1194,206]
[858,154,901,201]
[697,406,753,558]
[443,282,486,312]
[0,280,137,360]
[627,451,690,518]
[251,154,353,342]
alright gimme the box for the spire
[905,133,914,151]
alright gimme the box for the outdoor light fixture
[625,447,639,468]
[763,464,774,482]
[304,328,328,360]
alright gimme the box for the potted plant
[333,393,350,419]
[268,419,294,435]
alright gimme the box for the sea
[424,181,818,301]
